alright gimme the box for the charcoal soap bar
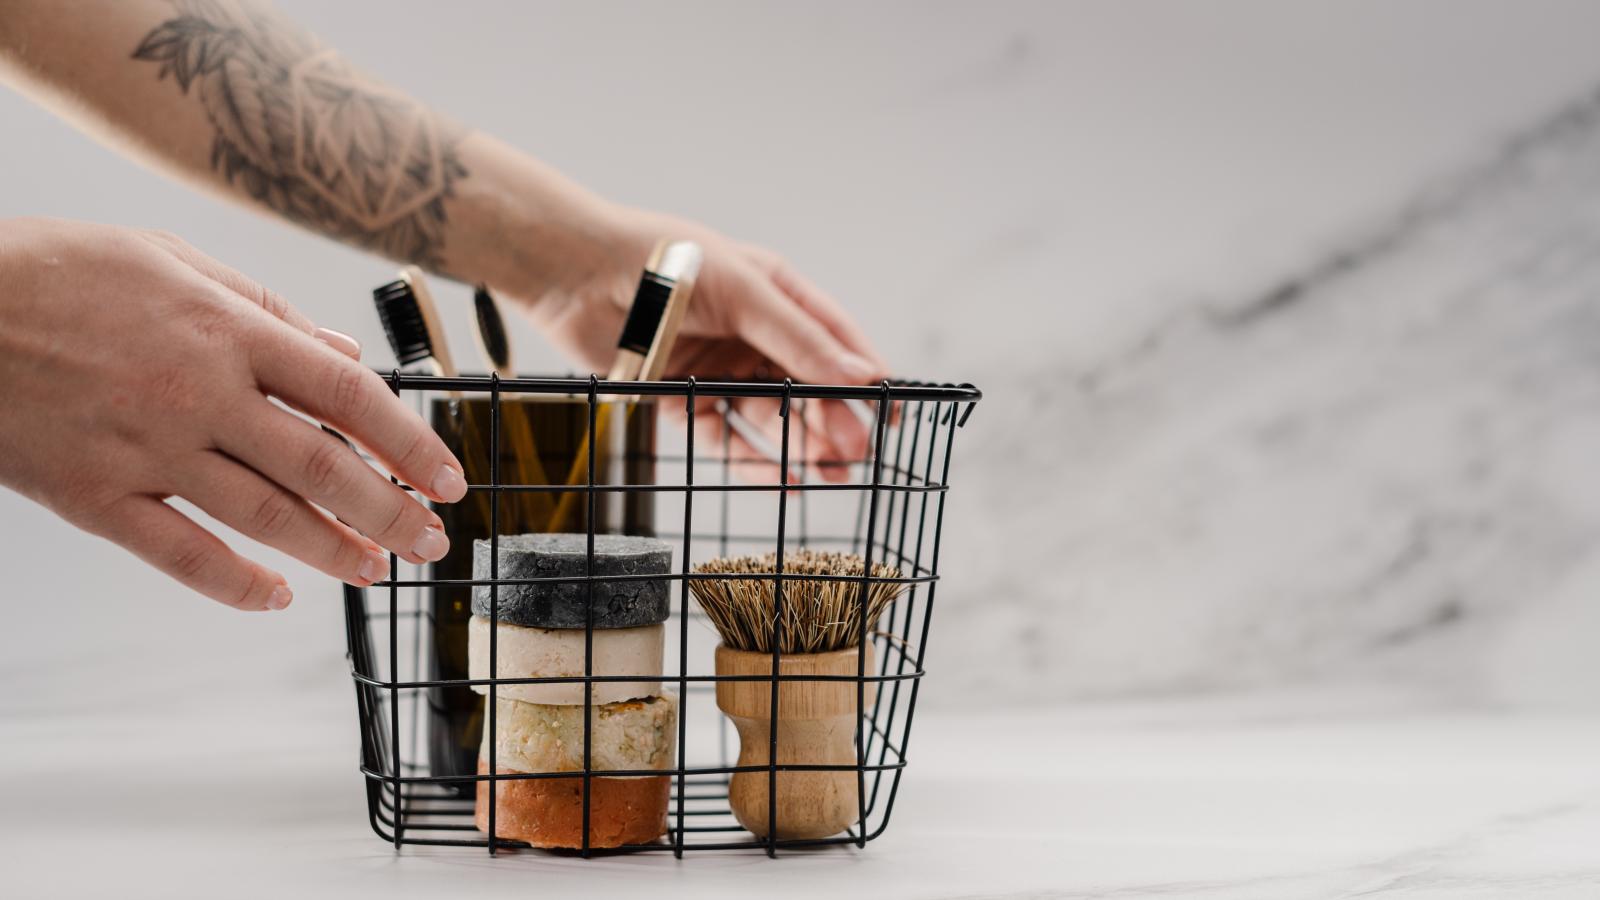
[471,533,672,629]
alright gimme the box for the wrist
[440,135,642,312]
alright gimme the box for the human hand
[0,218,467,610]
[513,205,892,483]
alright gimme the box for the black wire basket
[341,373,981,857]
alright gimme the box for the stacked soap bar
[469,533,676,849]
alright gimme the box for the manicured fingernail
[430,464,468,503]
[267,585,293,610]
[358,549,388,584]
[412,525,449,562]
[314,327,362,359]
[839,353,879,384]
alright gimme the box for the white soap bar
[467,616,664,705]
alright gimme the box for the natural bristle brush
[690,550,906,655]
[691,550,908,840]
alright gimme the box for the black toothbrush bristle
[473,285,511,373]
[372,278,432,367]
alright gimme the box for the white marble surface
[5,682,1600,898]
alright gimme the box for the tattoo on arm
[132,0,467,268]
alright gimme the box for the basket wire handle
[854,380,893,846]
[765,379,794,856]
[581,374,599,857]
[486,372,501,855]
[674,377,696,858]
[387,369,404,850]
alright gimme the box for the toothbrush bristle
[473,285,511,373]
[372,278,432,367]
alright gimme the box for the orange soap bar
[475,762,669,849]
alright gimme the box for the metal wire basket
[341,373,981,857]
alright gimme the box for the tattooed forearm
[131,0,467,268]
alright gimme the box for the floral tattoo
[133,0,467,268]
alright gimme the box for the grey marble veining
[935,85,1600,705]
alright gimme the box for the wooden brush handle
[399,267,457,382]
[638,242,701,382]
[714,643,875,840]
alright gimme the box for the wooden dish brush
[690,550,908,840]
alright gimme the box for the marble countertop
[6,680,1598,899]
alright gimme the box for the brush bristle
[689,550,908,654]
[473,285,511,373]
[372,278,432,367]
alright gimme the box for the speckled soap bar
[471,533,672,629]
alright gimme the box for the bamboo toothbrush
[607,240,677,381]
[374,267,457,387]
[637,241,702,382]
[470,285,512,378]
[543,240,702,532]
[468,285,553,523]
[373,267,500,523]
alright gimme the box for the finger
[139,229,318,337]
[726,265,886,387]
[216,399,451,565]
[665,399,798,487]
[98,494,292,611]
[712,253,892,431]
[748,396,870,485]
[183,450,390,587]
[142,230,362,361]
[657,340,854,483]
[764,256,888,373]
[736,394,849,485]
[737,384,867,473]
[247,324,466,504]
[798,397,854,483]
[314,327,362,360]
[753,260,904,430]
[828,392,881,463]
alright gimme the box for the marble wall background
[948,88,1600,708]
[4,1,1600,710]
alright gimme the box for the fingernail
[838,352,879,384]
[314,327,362,359]
[412,525,450,562]
[358,549,388,584]
[430,464,468,503]
[267,585,293,611]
